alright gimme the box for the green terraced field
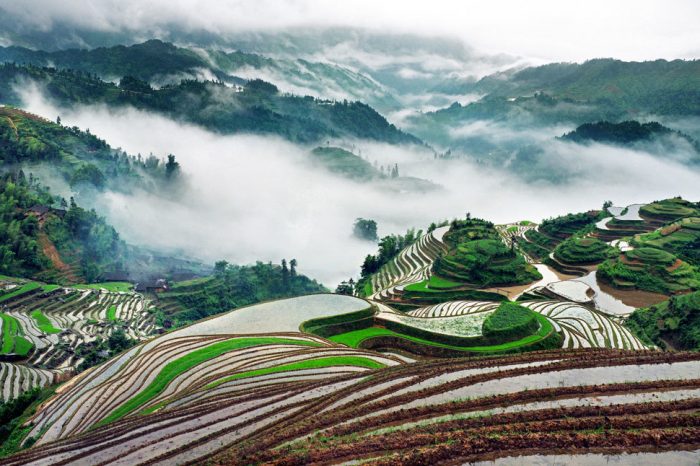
[0,314,33,356]
[73,282,134,292]
[330,313,557,354]
[100,337,323,425]
[553,236,615,264]
[205,356,386,390]
[640,199,698,220]
[29,310,61,334]
[0,283,41,304]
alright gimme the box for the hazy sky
[1,0,698,61]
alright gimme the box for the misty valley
[0,5,699,465]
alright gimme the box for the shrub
[482,302,539,343]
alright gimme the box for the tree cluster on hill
[353,218,378,241]
[155,259,327,327]
[0,105,181,193]
[561,120,700,154]
[75,328,136,372]
[0,171,127,283]
[626,291,700,351]
[360,228,422,278]
[0,174,51,276]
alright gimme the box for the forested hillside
[0,63,420,144]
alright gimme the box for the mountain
[0,40,219,83]
[0,39,400,112]
[0,105,174,192]
[560,120,700,163]
[0,63,421,145]
[415,59,700,132]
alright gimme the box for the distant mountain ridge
[414,59,700,133]
[560,120,700,163]
[0,39,400,112]
[0,63,421,145]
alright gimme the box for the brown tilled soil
[37,232,81,283]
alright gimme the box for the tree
[214,260,229,275]
[281,259,290,291]
[353,218,378,241]
[391,163,399,178]
[56,116,61,125]
[289,258,297,278]
[335,279,355,295]
[165,154,180,180]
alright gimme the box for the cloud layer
[20,89,700,286]
[1,0,698,62]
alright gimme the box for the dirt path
[37,232,81,283]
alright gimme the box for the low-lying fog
[21,91,700,286]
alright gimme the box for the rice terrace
[0,3,699,464]
[0,197,698,465]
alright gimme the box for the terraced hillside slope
[0,276,156,400]
[7,347,699,465]
[3,198,699,464]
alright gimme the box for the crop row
[8,348,696,465]
[213,350,700,465]
[369,226,449,301]
[523,300,646,349]
[0,361,67,401]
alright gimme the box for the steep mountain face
[0,64,421,145]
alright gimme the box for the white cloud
[0,0,698,61]
[19,89,700,286]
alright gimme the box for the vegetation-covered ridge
[627,290,700,351]
[428,58,700,125]
[433,218,541,288]
[154,259,327,328]
[0,105,181,192]
[561,120,700,152]
[0,172,126,283]
[0,63,421,145]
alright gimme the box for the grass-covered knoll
[482,302,539,342]
[626,291,700,351]
[403,275,464,292]
[553,236,616,264]
[329,312,557,355]
[309,147,381,181]
[0,314,33,356]
[100,337,322,425]
[204,356,385,390]
[435,237,541,288]
[640,198,699,221]
[598,247,700,294]
[625,247,677,266]
[538,211,600,239]
[29,310,60,334]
